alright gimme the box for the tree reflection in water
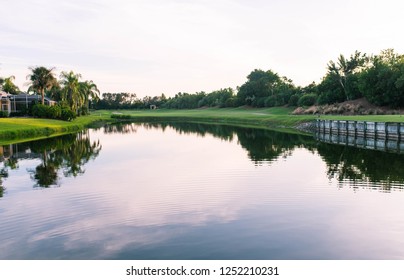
[2,122,404,193]
[141,122,313,163]
[133,122,404,191]
[0,131,101,189]
[316,142,404,191]
[0,168,7,197]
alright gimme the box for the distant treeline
[92,48,404,110]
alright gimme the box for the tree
[326,51,367,100]
[60,71,82,113]
[1,76,19,94]
[317,73,346,105]
[237,69,281,106]
[79,80,100,113]
[359,49,404,107]
[237,69,296,107]
[27,66,57,105]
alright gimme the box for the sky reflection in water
[0,123,404,259]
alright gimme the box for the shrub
[32,104,48,118]
[10,111,26,117]
[32,104,76,121]
[60,107,77,121]
[288,94,300,106]
[264,96,276,107]
[76,106,89,116]
[0,111,9,118]
[224,97,237,107]
[298,93,317,107]
[48,105,62,119]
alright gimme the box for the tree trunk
[41,89,45,105]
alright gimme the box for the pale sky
[1,0,404,97]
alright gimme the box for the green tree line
[93,49,404,110]
[2,48,404,111]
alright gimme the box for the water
[1,122,404,259]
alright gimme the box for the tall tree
[79,80,100,112]
[237,69,281,106]
[60,71,82,113]
[27,66,56,104]
[327,51,367,100]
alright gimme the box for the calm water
[1,122,404,260]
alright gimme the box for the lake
[1,122,404,259]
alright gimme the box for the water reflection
[2,122,404,193]
[0,168,7,197]
[0,131,101,189]
[1,122,404,259]
[103,122,404,191]
[316,142,404,191]
[102,122,138,134]
[131,122,314,163]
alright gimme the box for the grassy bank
[0,113,110,145]
[2,107,404,145]
[103,107,316,129]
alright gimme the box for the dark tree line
[92,48,404,110]
[3,49,403,111]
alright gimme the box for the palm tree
[60,71,82,113]
[327,51,367,100]
[27,66,56,104]
[79,80,100,113]
[1,76,20,94]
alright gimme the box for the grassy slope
[2,107,404,144]
[0,113,110,144]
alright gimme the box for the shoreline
[0,114,111,145]
[2,107,404,145]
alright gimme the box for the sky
[1,0,404,97]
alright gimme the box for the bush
[48,105,62,119]
[253,97,266,107]
[32,104,76,121]
[60,107,77,121]
[298,93,317,107]
[264,96,276,107]
[32,104,48,118]
[77,106,89,116]
[288,94,300,106]
[224,97,237,107]
[10,111,26,117]
[0,111,9,118]
[317,91,346,105]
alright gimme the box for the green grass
[105,107,316,128]
[2,107,404,144]
[0,113,110,145]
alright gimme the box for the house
[0,92,57,113]
[0,91,11,114]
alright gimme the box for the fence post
[375,122,377,138]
